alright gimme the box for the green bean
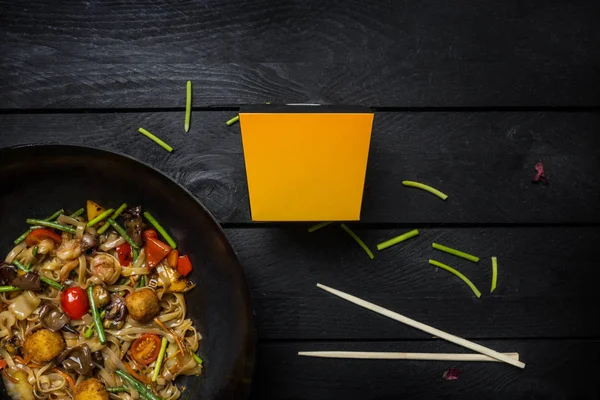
[143,212,177,249]
[32,246,38,257]
[0,286,21,293]
[152,336,169,381]
[87,208,114,228]
[44,209,65,222]
[69,208,85,218]
[115,370,164,400]
[107,219,140,250]
[40,276,63,290]
[192,353,203,365]
[13,230,31,245]
[87,285,106,344]
[26,219,76,234]
[84,324,94,339]
[13,208,64,244]
[106,386,128,393]
[13,260,30,272]
[97,203,127,234]
[140,275,146,287]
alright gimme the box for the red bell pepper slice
[116,243,132,266]
[167,249,179,269]
[25,228,62,247]
[145,236,171,269]
[176,255,193,276]
[142,229,158,242]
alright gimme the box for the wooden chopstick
[316,283,526,369]
[298,351,520,362]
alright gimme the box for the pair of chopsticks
[299,284,525,368]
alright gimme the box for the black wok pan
[0,144,255,399]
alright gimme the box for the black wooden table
[1,1,600,398]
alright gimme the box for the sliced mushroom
[103,296,127,329]
[11,272,41,291]
[57,344,93,376]
[122,206,144,247]
[0,263,17,285]
[81,233,98,251]
[39,304,70,332]
[92,285,111,308]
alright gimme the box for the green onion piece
[40,276,63,290]
[308,222,331,233]
[13,260,30,272]
[192,353,203,365]
[143,212,177,249]
[44,209,65,222]
[13,230,31,245]
[26,219,76,234]
[115,370,164,400]
[432,242,480,263]
[107,219,140,250]
[32,246,38,257]
[376,229,420,251]
[340,224,374,260]
[87,208,114,228]
[140,275,146,287]
[87,285,107,345]
[84,324,94,339]
[106,386,128,393]
[402,180,448,200]
[429,259,481,298]
[152,336,169,381]
[226,115,240,126]
[491,257,498,293]
[138,128,174,153]
[0,286,21,293]
[185,81,192,133]
[70,208,85,218]
[14,209,65,244]
[97,203,128,234]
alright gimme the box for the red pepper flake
[442,368,460,380]
[532,162,549,185]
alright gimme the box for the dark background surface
[1,0,600,398]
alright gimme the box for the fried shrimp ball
[74,378,109,400]
[125,288,160,323]
[23,329,65,363]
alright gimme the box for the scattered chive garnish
[0,286,21,293]
[138,128,174,153]
[97,203,128,235]
[40,276,63,290]
[402,180,448,200]
[26,219,76,234]
[340,224,374,260]
[226,115,240,126]
[87,208,114,228]
[185,80,192,132]
[70,208,85,218]
[192,353,203,365]
[376,229,419,251]
[491,257,498,293]
[432,242,479,263]
[143,212,177,249]
[152,336,169,381]
[429,259,481,298]
[308,222,331,233]
[84,324,94,339]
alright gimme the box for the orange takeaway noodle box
[239,105,374,221]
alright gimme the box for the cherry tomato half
[60,287,90,320]
[129,334,161,365]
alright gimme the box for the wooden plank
[252,339,600,399]
[1,0,599,108]
[1,112,599,223]
[226,226,600,339]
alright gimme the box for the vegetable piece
[142,229,158,241]
[92,285,111,308]
[0,263,18,285]
[0,286,20,293]
[340,224,374,260]
[116,243,132,266]
[40,304,70,332]
[12,260,30,272]
[86,200,106,222]
[97,203,128,235]
[9,290,41,320]
[61,287,90,320]
[80,233,98,251]
[104,296,127,329]
[143,212,177,249]
[491,257,498,293]
[308,222,331,233]
[122,206,144,247]
[26,219,76,234]
[145,237,172,269]
[70,208,85,218]
[376,229,420,251]
[153,318,185,356]
[152,336,169,381]
[130,334,161,365]
[2,369,34,399]
[166,249,178,268]
[155,264,195,293]
[87,208,114,228]
[428,259,482,298]
[108,219,140,250]
[84,325,94,339]
[140,275,146,287]
[432,243,480,263]
[58,344,93,376]
[40,276,63,290]
[32,246,38,257]
[226,115,240,126]
[176,255,192,276]
[192,353,203,365]
[106,386,128,393]
[25,228,63,246]
[12,272,41,291]
[402,180,448,200]
[14,209,65,245]
[87,285,106,345]
[185,80,192,132]
[138,127,174,153]
[115,369,164,400]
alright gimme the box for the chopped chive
[340,224,374,260]
[376,229,420,251]
[429,259,481,298]
[107,219,140,250]
[138,127,174,153]
[84,324,94,339]
[70,208,85,218]
[432,243,480,263]
[26,219,76,234]
[143,212,177,249]
[106,386,128,393]
[226,115,240,126]
[402,180,448,200]
[192,353,203,365]
[13,260,30,272]
[32,246,38,257]
[308,222,331,233]
[0,286,21,293]
[97,203,127,234]
[185,80,192,132]
[14,209,65,244]
[87,208,114,228]
[491,257,498,293]
[40,276,63,290]
[152,336,169,381]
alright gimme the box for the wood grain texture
[1,112,599,223]
[252,339,600,399]
[1,0,599,108]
